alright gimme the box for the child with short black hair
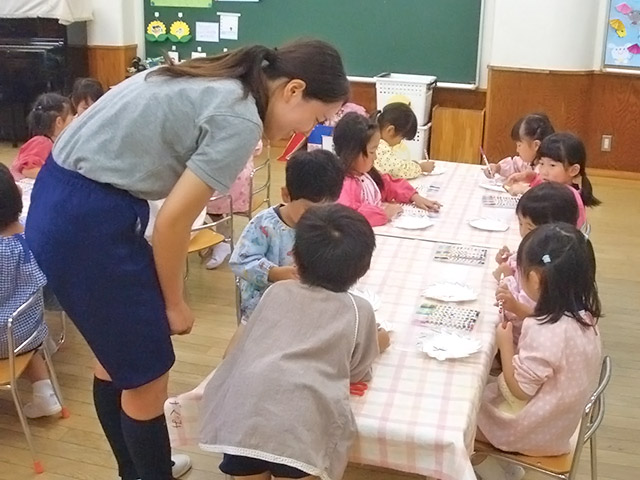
[0,163,62,418]
[201,203,381,480]
[230,149,345,324]
[334,112,441,226]
[71,77,105,115]
[494,182,581,345]
[373,102,434,178]
[10,93,73,180]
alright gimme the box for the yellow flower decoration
[146,21,167,42]
[169,21,192,42]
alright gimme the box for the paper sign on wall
[150,0,212,7]
[218,12,240,40]
[196,21,219,42]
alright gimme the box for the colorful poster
[150,0,212,8]
[604,0,640,69]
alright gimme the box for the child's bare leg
[273,477,315,480]
[23,353,49,383]
[232,474,270,480]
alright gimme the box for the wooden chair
[240,146,272,220]
[1,292,70,474]
[474,356,612,480]
[186,194,234,279]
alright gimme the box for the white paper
[167,51,180,63]
[191,51,207,59]
[195,21,219,42]
[218,12,240,40]
[321,135,334,152]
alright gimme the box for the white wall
[478,0,610,87]
[86,0,140,47]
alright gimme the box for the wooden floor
[1,142,639,480]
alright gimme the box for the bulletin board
[603,0,640,70]
[143,0,484,85]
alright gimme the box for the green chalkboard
[144,1,482,84]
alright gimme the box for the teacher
[26,40,349,480]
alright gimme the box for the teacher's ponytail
[148,39,349,120]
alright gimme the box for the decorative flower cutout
[169,21,192,43]
[146,20,167,42]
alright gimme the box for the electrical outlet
[601,135,612,152]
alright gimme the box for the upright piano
[0,18,88,144]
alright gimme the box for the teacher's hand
[167,300,195,335]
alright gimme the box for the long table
[374,161,522,249]
[350,162,523,479]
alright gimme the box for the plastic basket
[403,123,431,160]
[375,73,437,125]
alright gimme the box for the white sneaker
[172,453,192,478]
[206,242,231,270]
[474,456,508,480]
[503,462,526,480]
[23,380,62,419]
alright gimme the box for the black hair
[0,163,22,230]
[538,132,601,207]
[27,93,72,138]
[71,77,105,111]
[516,182,579,227]
[294,204,375,292]
[149,39,349,121]
[372,102,418,140]
[510,113,555,143]
[285,149,345,202]
[333,112,385,190]
[517,223,601,329]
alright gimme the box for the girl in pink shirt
[493,182,581,346]
[475,223,602,478]
[333,112,441,227]
[10,93,73,180]
[485,113,554,180]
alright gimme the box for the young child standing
[10,93,73,180]
[71,77,105,116]
[200,204,381,480]
[230,149,344,323]
[493,182,580,345]
[485,113,554,180]
[334,112,441,227]
[476,223,602,475]
[0,164,62,418]
[373,102,435,178]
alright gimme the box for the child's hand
[505,183,529,196]
[483,163,500,178]
[412,194,442,212]
[496,284,518,314]
[496,321,514,351]
[268,265,299,283]
[492,263,513,282]
[420,160,436,173]
[495,246,511,264]
[504,172,527,187]
[167,300,195,335]
[377,326,390,353]
[383,203,403,220]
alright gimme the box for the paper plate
[480,183,508,193]
[421,283,478,302]
[469,218,509,232]
[393,216,434,230]
[422,165,447,176]
[349,286,381,311]
[420,332,482,361]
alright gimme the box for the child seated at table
[474,223,602,479]
[200,204,381,480]
[493,182,581,345]
[333,112,441,227]
[505,133,600,223]
[373,102,435,179]
[0,164,62,418]
[71,77,105,116]
[229,149,344,324]
[10,93,74,180]
[484,113,554,180]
